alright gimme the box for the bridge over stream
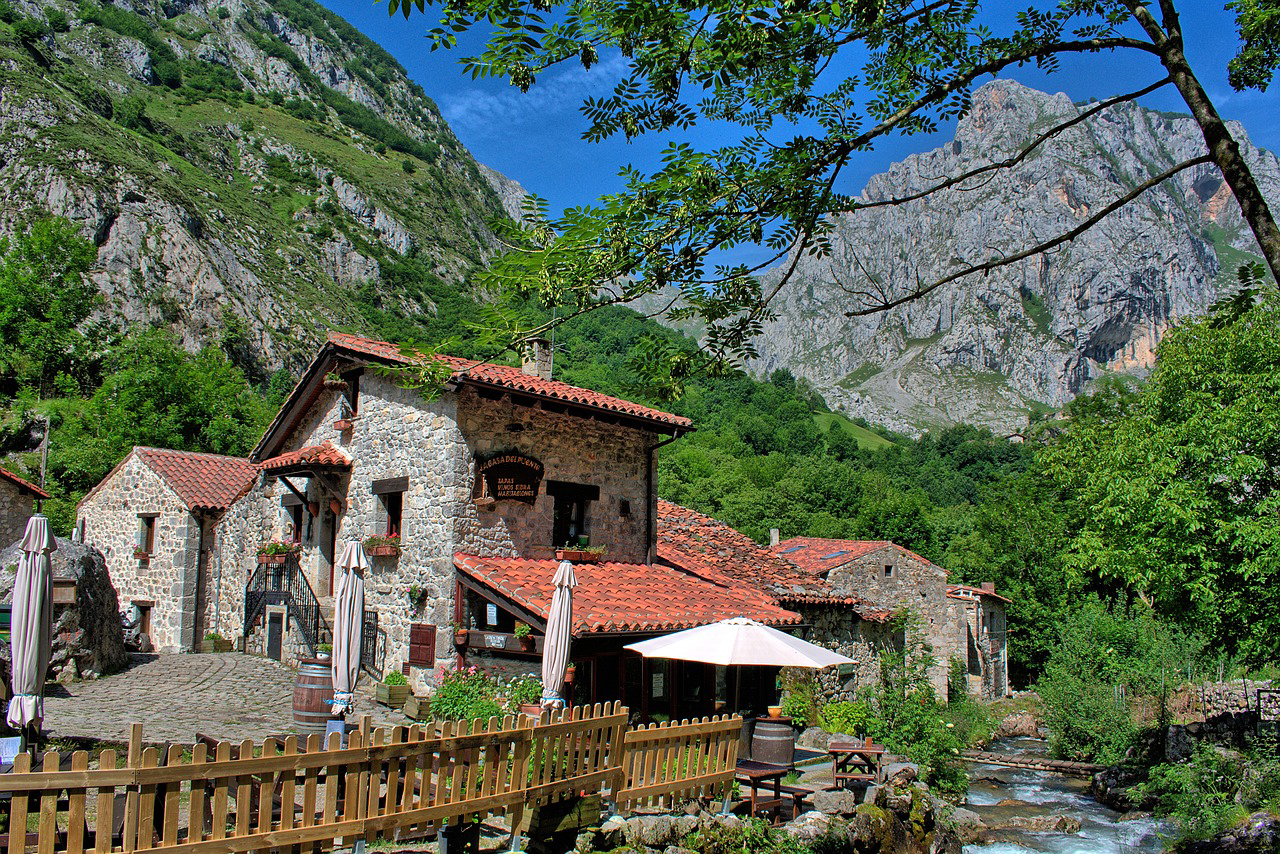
[961,750,1104,777]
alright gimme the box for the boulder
[0,538,127,683]
[945,807,987,845]
[883,762,920,786]
[995,798,1036,807]
[812,788,861,816]
[780,810,834,844]
[995,712,1042,739]
[1181,811,1280,853]
[998,814,1083,834]
[1091,763,1156,811]
[797,727,858,751]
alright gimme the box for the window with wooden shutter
[408,623,436,666]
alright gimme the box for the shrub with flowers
[429,666,503,721]
[257,539,301,556]
[364,533,401,554]
[503,673,542,708]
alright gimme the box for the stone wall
[824,546,953,696]
[946,596,1009,699]
[802,604,897,702]
[0,479,35,547]
[77,453,201,653]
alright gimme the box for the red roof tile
[328,332,692,430]
[0,466,49,500]
[454,553,800,635]
[772,537,943,577]
[947,584,1012,604]
[657,501,845,602]
[259,443,352,473]
[134,448,257,512]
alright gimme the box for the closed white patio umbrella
[8,514,55,733]
[329,541,367,717]
[540,560,577,708]
[624,617,852,668]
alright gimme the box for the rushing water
[962,738,1168,853]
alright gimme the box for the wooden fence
[0,706,742,853]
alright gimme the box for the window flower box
[258,540,301,563]
[555,548,605,564]
[257,553,288,565]
[363,534,401,558]
[133,548,150,560]
[334,418,354,432]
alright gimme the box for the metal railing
[361,608,385,677]
[243,553,329,655]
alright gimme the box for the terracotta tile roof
[656,501,847,602]
[947,583,1012,604]
[328,332,692,431]
[258,443,352,472]
[134,448,257,512]
[772,536,943,577]
[0,466,49,500]
[454,553,800,635]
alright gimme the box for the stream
[962,738,1168,853]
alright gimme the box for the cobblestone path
[42,652,402,745]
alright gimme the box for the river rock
[0,537,127,683]
[995,798,1036,807]
[1181,811,1280,853]
[813,789,861,816]
[995,712,1042,739]
[781,810,835,843]
[797,727,858,750]
[998,814,1083,833]
[946,807,987,844]
[883,762,919,786]
[1091,763,1155,811]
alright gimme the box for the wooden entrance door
[267,612,283,661]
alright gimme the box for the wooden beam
[455,573,548,633]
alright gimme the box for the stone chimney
[521,337,553,380]
[981,581,996,594]
[770,528,780,547]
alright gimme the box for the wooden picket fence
[618,715,742,811]
[0,706,742,853]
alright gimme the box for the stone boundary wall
[0,478,34,547]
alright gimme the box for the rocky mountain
[753,80,1280,435]
[0,0,512,370]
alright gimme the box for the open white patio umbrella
[329,541,367,717]
[625,617,853,668]
[7,514,55,733]
[540,560,577,708]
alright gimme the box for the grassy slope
[813,410,897,450]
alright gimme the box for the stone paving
[43,652,403,745]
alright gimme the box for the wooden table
[734,759,787,822]
[828,740,886,787]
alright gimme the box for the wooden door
[267,612,283,661]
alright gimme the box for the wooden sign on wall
[476,452,544,504]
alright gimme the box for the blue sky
[321,1,1279,235]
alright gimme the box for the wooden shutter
[408,623,436,666]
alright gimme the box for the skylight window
[820,550,850,560]
[779,546,803,554]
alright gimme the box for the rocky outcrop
[754,80,1280,434]
[0,0,513,372]
[1180,812,1280,853]
[0,538,127,682]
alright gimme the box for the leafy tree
[1041,292,1280,662]
[393,0,1280,376]
[0,218,100,399]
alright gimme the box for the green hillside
[813,411,897,450]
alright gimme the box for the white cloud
[439,53,629,136]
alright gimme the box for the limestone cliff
[0,0,516,369]
[755,80,1280,434]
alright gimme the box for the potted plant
[505,673,543,717]
[564,662,576,683]
[452,622,469,647]
[316,642,332,660]
[257,540,300,564]
[364,533,401,558]
[201,632,232,653]
[376,669,411,709]
[322,371,348,391]
[133,547,149,560]
[513,621,534,651]
[554,545,606,564]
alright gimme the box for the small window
[372,476,408,538]
[547,481,599,547]
[137,516,156,554]
[285,502,304,544]
[883,564,894,578]
[619,499,631,517]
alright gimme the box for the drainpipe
[645,431,686,565]
[194,511,208,652]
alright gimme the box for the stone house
[205,331,820,706]
[0,465,49,546]
[771,537,1011,698]
[657,502,896,706]
[76,448,258,653]
[946,583,1011,698]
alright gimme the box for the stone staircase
[317,596,335,646]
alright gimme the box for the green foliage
[429,665,503,721]
[0,218,101,399]
[778,670,817,728]
[1036,598,1201,764]
[12,15,48,42]
[1134,734,1280,843]
[678,816,824,854]
[503,673,541,706]
[1229,0,1280,91]
[382,670,408,686]
[43,6,68,32]
[1041,294,1280,663]
[817,700,871,736]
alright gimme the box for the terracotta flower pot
[334,418,353,431]
[767,705,783,718]
[368,545,400,557]
[564,666,576,683]
[258,553,288,564]
[555,549,602,563]
[453,629,469,647]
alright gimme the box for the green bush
[503,673,541,707]
[818,700,871,736]
[13,16,49,41]
[382,670,407,687]
[429,665,503,721]
[43,6,68,31]
[777,669,817,729]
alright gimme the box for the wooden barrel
[293,657,333,734]
[751,716,795,768]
